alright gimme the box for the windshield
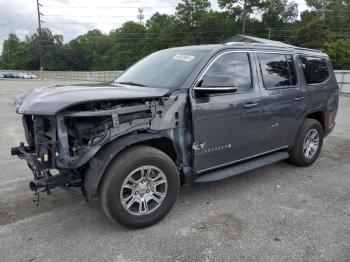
[114,49,210,89]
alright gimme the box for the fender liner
[83,132,168,200]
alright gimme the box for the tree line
[1,0,350,71]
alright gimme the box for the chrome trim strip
[196,145,289,174]
[193,86,238,91]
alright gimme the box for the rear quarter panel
[296,54,339,134]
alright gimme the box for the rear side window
[205,52,252,91]
[300,56,329,84]
[258,53,297,88]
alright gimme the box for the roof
[223,34,293,47]
[222,34,322,54]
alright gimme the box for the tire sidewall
[297,120,324,165]
[102,149,179,228]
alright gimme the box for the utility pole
[322,0,326,19]
[36,0,44,79]
[241,0,247,34]
[268,28,272,39]
[137,8,144,24]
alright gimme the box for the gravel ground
[0,79,349,262]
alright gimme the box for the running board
[194,151,289,183]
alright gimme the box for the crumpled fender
[83,132,166,200]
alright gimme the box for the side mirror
[194,75,238,95]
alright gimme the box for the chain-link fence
[335,70,350,94]
[1,70,124,82]
[42,71,124,82]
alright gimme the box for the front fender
[83,132,166,200]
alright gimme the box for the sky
[0,0,308,53]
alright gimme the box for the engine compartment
[11,93,192,199]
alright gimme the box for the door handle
[243,102,259,108]
[293,96,304,101]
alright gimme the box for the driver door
[190,51,265,173]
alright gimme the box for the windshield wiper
[115,81,146,87]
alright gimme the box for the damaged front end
[11,89,189,201]
[11,115,71,195]
[10,112,91,200]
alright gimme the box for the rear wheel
[99,145,179,228]
[289,118,323,166]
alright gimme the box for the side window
[300,56,329,84]
[205,52,252,92]
[258,53,297,88]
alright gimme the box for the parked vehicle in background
[19,73,33,79]
[16,73,25,78]
[3,72,15,78]
[0,73,4,78]
[12,72,22,78]
[0,72,39,79]
[11,37,339,228]
[29,73,38,79]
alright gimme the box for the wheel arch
[305,110,326,130]
[83,132,180,201]
[291,109,326,148]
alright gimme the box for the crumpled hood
[10,83,170,115]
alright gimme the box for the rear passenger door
[257,52,306,150]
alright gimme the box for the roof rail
[250,43,293,49]
[293,46,322,53]
[224,42,252,46]
[224,42,322,53]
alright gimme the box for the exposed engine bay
[11,93,192,200]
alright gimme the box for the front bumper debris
[11,143,74,204]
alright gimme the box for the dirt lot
[0,79,349,262]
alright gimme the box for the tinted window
[205,52,252,91]
[300,56,329,84]
[115,49,209,90]
[258,53,297,88]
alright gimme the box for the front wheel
[289,118,324,167]
[99,145,180,228]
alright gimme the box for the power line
[50,28,350,35]
[44,21,133,25]
[42,5,178,9]
[316,9,350,12]
[44,14,153,18]
[55,35,236,41]
[50,30,242,35]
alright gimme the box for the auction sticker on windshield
[173,54,195,62]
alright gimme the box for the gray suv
[11,41,339,228]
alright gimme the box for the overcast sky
[0,0,308,53]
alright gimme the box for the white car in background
[18,73,38,79]
[29,73,38,79]
[22,73,32,79]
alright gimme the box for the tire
[99,145,180,228]
[289,118,324,167]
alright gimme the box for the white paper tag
[173,54,195,62]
